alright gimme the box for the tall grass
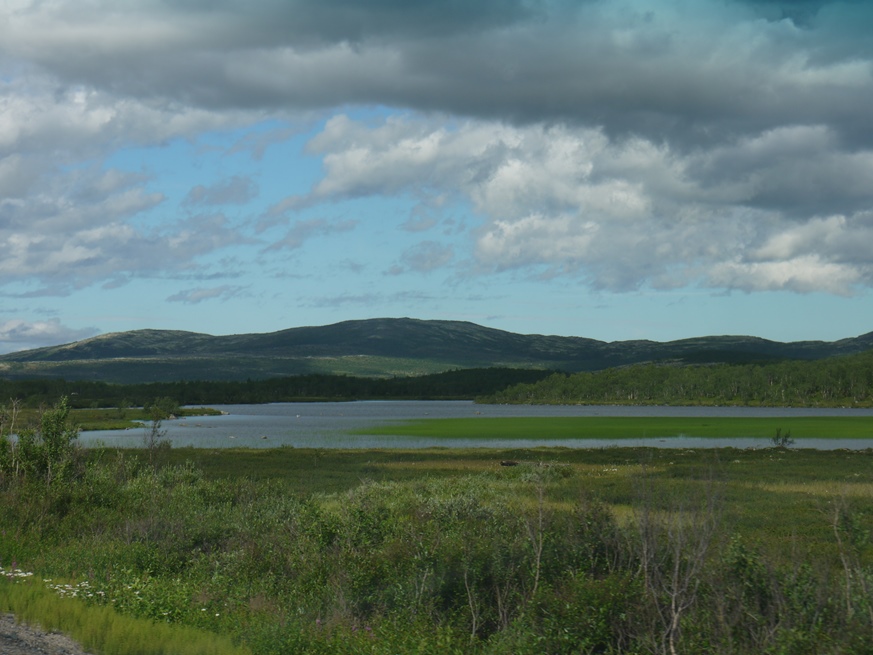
[0,576,250,655]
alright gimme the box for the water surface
[79,401,873,450]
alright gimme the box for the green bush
[3,446,873,653]
[2,397,81,488]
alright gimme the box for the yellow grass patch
[739,480,873,498]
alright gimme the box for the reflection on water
[78,400,873,450]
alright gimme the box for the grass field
[356,415,873,440]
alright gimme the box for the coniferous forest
[0,368,553,409]
[484,351,873,407]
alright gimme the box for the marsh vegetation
[1,399,873,653]
[357,415,873,441]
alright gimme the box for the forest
[0,367,553,409]
[484,351,873,407]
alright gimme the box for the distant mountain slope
[1,317,871,383]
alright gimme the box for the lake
[78,400,873,450]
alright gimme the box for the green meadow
[357,415,873,440]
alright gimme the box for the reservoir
[79,400,873,450]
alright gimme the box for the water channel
[78,400,873,450]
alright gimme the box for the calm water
[78,401,873,450]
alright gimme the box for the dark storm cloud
[228,0,538,44]
[4,0,870,146]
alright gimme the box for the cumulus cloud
[1,0,872,299]
[0,318,99,353]
[0,167,244,294]
[0,69,256,294]
[0,72,241,162]
[288,115,873,293]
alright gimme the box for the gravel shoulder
[0,613,93,655]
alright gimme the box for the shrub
[5,397,81,487]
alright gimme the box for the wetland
[80,400,873,449]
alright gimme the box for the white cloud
[476,213,598,270]
[708,256,862,295]
[0,177,245,294]
[287,114,873,294]
[0,318,99,353]
[0,67,258,294]
[0,73,240,161]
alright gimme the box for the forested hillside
[482,351,873,407]
[3,317,872,383]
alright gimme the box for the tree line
[481,351,873,407]
[6,350,873,409]
[0,367,553,409]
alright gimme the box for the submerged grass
[355,415,873,440]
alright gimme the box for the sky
[2,0,873,353]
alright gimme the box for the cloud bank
[1,0,872,306]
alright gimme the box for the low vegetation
[0,397,221,431]
[1,398,873,653]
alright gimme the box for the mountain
[1,318,871,383]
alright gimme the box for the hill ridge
[1,318,871,383]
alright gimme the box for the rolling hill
[1,317,871,383]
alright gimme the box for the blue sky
[2,0,873,352]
